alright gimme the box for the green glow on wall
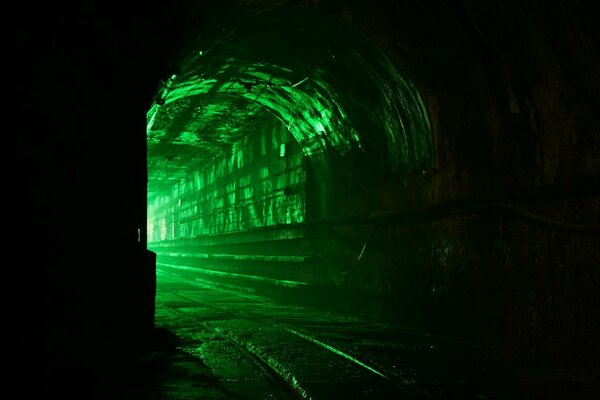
[146,8,432,242]
[148,117,305,241]
[150,63,358,157]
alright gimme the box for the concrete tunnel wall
[146,0,600,371]
[148,117,305,240]
[146,3,435,323]
[27,0,599,382]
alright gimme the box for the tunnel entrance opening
[146,5,433,325]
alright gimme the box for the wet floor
[142,266,537,399]
[43,263,597,399]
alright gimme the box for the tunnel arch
[145,4,438,327]
[36,0,600,389]
[147,6,433,214]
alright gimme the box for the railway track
[155,265,517,400]
[155,266,428,399]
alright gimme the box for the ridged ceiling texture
[147,7,432,203]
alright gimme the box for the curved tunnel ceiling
[147,8,433,203]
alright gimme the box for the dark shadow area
[17,1,189,397]
[45,327,182,399]
[14,0,599,398]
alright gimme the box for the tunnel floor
[108,266,595,400]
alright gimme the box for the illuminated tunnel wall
[34,0,598,381]
[146,5,432,309]
[142,0,600,370]
[148,116,305,241]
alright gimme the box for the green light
[158,263,311,288]
[147,9,433,241]
[213,327,312,400]
[146,103,160,131]
[283,327,388,379]
[148,63,360,157]
[176,131,198,144]
[148,119,306,240]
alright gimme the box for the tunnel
[146,4,434,326]
[26,0,600,399]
